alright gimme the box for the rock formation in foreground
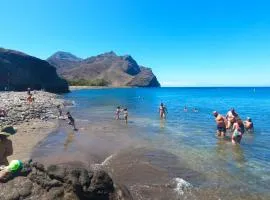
[0,48,69,93]
[0,161,132,200]
[47,51,160,87]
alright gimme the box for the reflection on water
[159,119,166,129]
[232,145,246,166]
[64,131,75,151]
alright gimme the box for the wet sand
[8,119,58,162]
[30,117,270,200]
[30,118,201,200]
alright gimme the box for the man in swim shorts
[244,117,254,132]
[213,111,227,137]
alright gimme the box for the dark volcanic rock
[127,66,160,87]
[47,51,160,87]
[0,48,69,93]
[0,161,132,200]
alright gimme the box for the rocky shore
[0,91,132,199]
[0,161,131,200]
[0,91,66,126]
[0,91,69,161]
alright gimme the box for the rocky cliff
[47,51,160,87]
[0,48,69,93]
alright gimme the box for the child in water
[123,108,128,124]
[115,106,121,120]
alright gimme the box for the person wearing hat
[244,117,254,132]
[213,111,227,137]
[0,126,16,166]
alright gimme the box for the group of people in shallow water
[158,103,253,145]
[115,106,128,124]
[213,108,254,144]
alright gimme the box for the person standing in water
[123,108,128,124]
[213,111,227,137]
[244,117,254,132]
[115,106,121,120]
[159,103,168,119]
[232,119,245,144]
[226,108,239,129]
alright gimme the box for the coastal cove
[29,87,270,199]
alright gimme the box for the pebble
[0,91,69,126]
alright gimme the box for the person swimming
[159,103,168,119]
[115,106,121,120]
[123,108,128,124]
[244,117,254,132]
[232,119,245,144]
[184,106,188,112]
[193,108,198,112]
[213,111,227,137]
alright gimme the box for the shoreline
[69,85,132,90]
[8,119,58,162]
[0,91,66,162]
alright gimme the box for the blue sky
[0,0,270,86]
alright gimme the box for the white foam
[90,154,115,171]
[101,154,115,166]
[173,177,193,195]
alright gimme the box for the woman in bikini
[159,103,167,119]
[232,119,245,144]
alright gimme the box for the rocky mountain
[0,48,69,93]
[47,51,160,87]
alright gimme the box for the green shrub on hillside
[67,79,108,86]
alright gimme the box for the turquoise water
[59,88,270,198]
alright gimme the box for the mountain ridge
[47,51,160,87]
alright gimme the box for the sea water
[34,87,270,199]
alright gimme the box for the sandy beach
[8,119,58,162]
[0,91,65,163]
